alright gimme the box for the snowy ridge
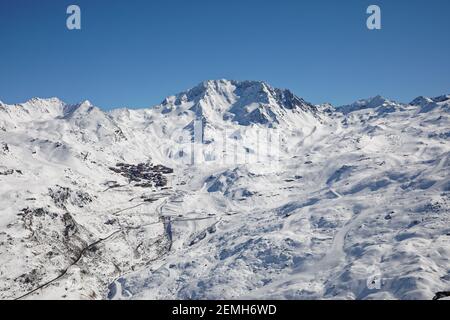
[0,80,449,300]
[338,95,406,115]
[157,80,320,127]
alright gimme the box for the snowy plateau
[0,79,449,300]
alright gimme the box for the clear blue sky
[1,0,449,109]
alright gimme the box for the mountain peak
[25,97,64,105]
[199,79,268,90]
[63,100,96,118]
[162,80,265,104]
[431,94,450,103]
[410,94,450,106]
[79,100,93,107]
[22,97,66,111]
[409,94,450,113]
[409,96,433,107]
[19,97,66,117]
[357,95,391,108]
[159,79,318,126]
[338,95,400,114]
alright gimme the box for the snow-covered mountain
[338,95,406,115]
[0,80,449,300]
[156,80,320,127]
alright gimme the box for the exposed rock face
[48,185,93,209]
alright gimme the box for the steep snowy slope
[0,82,449,300]
[155,80,320,127]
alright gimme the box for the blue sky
[0,0,449,109]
